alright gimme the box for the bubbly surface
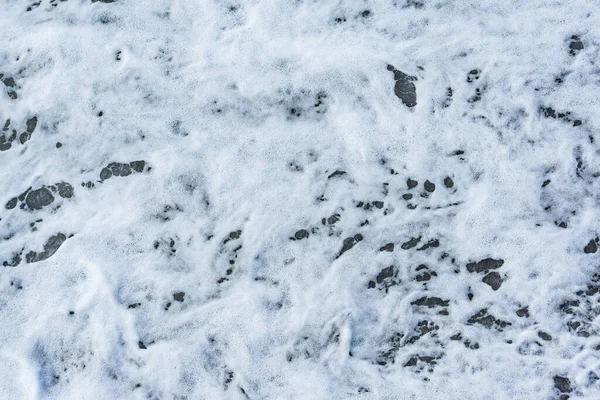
[1,1,600,399]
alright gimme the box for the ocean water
[1,0,600,398]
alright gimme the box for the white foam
[1,0,599,398]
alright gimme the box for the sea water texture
[1,0,599,399]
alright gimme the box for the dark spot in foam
[403,355,439,368]
[20,132,31,144]
[221,229,242,245]
[538,331,552,341]
[130,161,146,172]
[569,35,584,56]
[542,107,557,118]
[554,376,573,393]
[417,239,439,251]
[327,170,346,179]
[442,87,453,108]
[18,187,31,202]
[370,266,399,292]
[324,213,340,225]
[5,197,17,209]
[376,266,394,284]
[2,77,15,87]
[25,188,55,210]
[56,182,74,199]
[424,180,435,192]
[337,234,363,259]
[443,177,454,188]
[100,168,112,180]
[380,243,394,252]
[401,236,421,250]
[415,264,436,282]
[467,69,480,83]
[559,299,579,315]
[294,229,308,240]
[584,239,598,254]
[388,65,417,107]
[3,251,22,267]
[26,116,37,133]
[466,258,504,273]
[467,309,511,330]
[411,296,449,308]
[25,233,67,263]
[516,307,529,317]
[173,292,185,302]
[108,162,132,177]
[482,271,503,290]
